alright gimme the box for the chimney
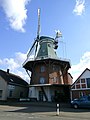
[7,69,9,74]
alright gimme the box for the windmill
[23,9,71,102]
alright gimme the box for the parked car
[71,95,90,109]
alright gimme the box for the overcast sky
[0,0,90,83]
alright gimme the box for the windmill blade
[27,39,37,58]
[37,8,40,39]
[27,8,41,59]
[35,40,38,57]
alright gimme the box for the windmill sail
[37,8,40,39]
[27,9,41,59]
[27,40,37,58]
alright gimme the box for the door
[39,91,43,101]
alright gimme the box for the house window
[8,85,15,90]
[0,90,2,98]
[76,84,80,89]
[81,78,85,83]
[81,84,86,88]
[86,78,90,88]
[72,85,75,89]
[39,77,45,84]
[40,66,45,72]
[76,79,80,83]
[9,90,13,97]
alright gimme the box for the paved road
[0,102,90,120]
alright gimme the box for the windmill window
[40,66,45,72]
[39,77,45,84]
[42,49,45,52]
[53,77,58,83]
[48,43,50,47]
[52,65,56,71]
[52,65,58,71]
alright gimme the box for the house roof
[71,68,90,88]
[0,69,28,86]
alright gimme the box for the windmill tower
[23,9,72,102]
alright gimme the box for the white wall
[29,86,52,102]
[0,78,7,100]
[80,70,90,79]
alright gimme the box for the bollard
[56,103,59,116]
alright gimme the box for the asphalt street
[0,102,90,120]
